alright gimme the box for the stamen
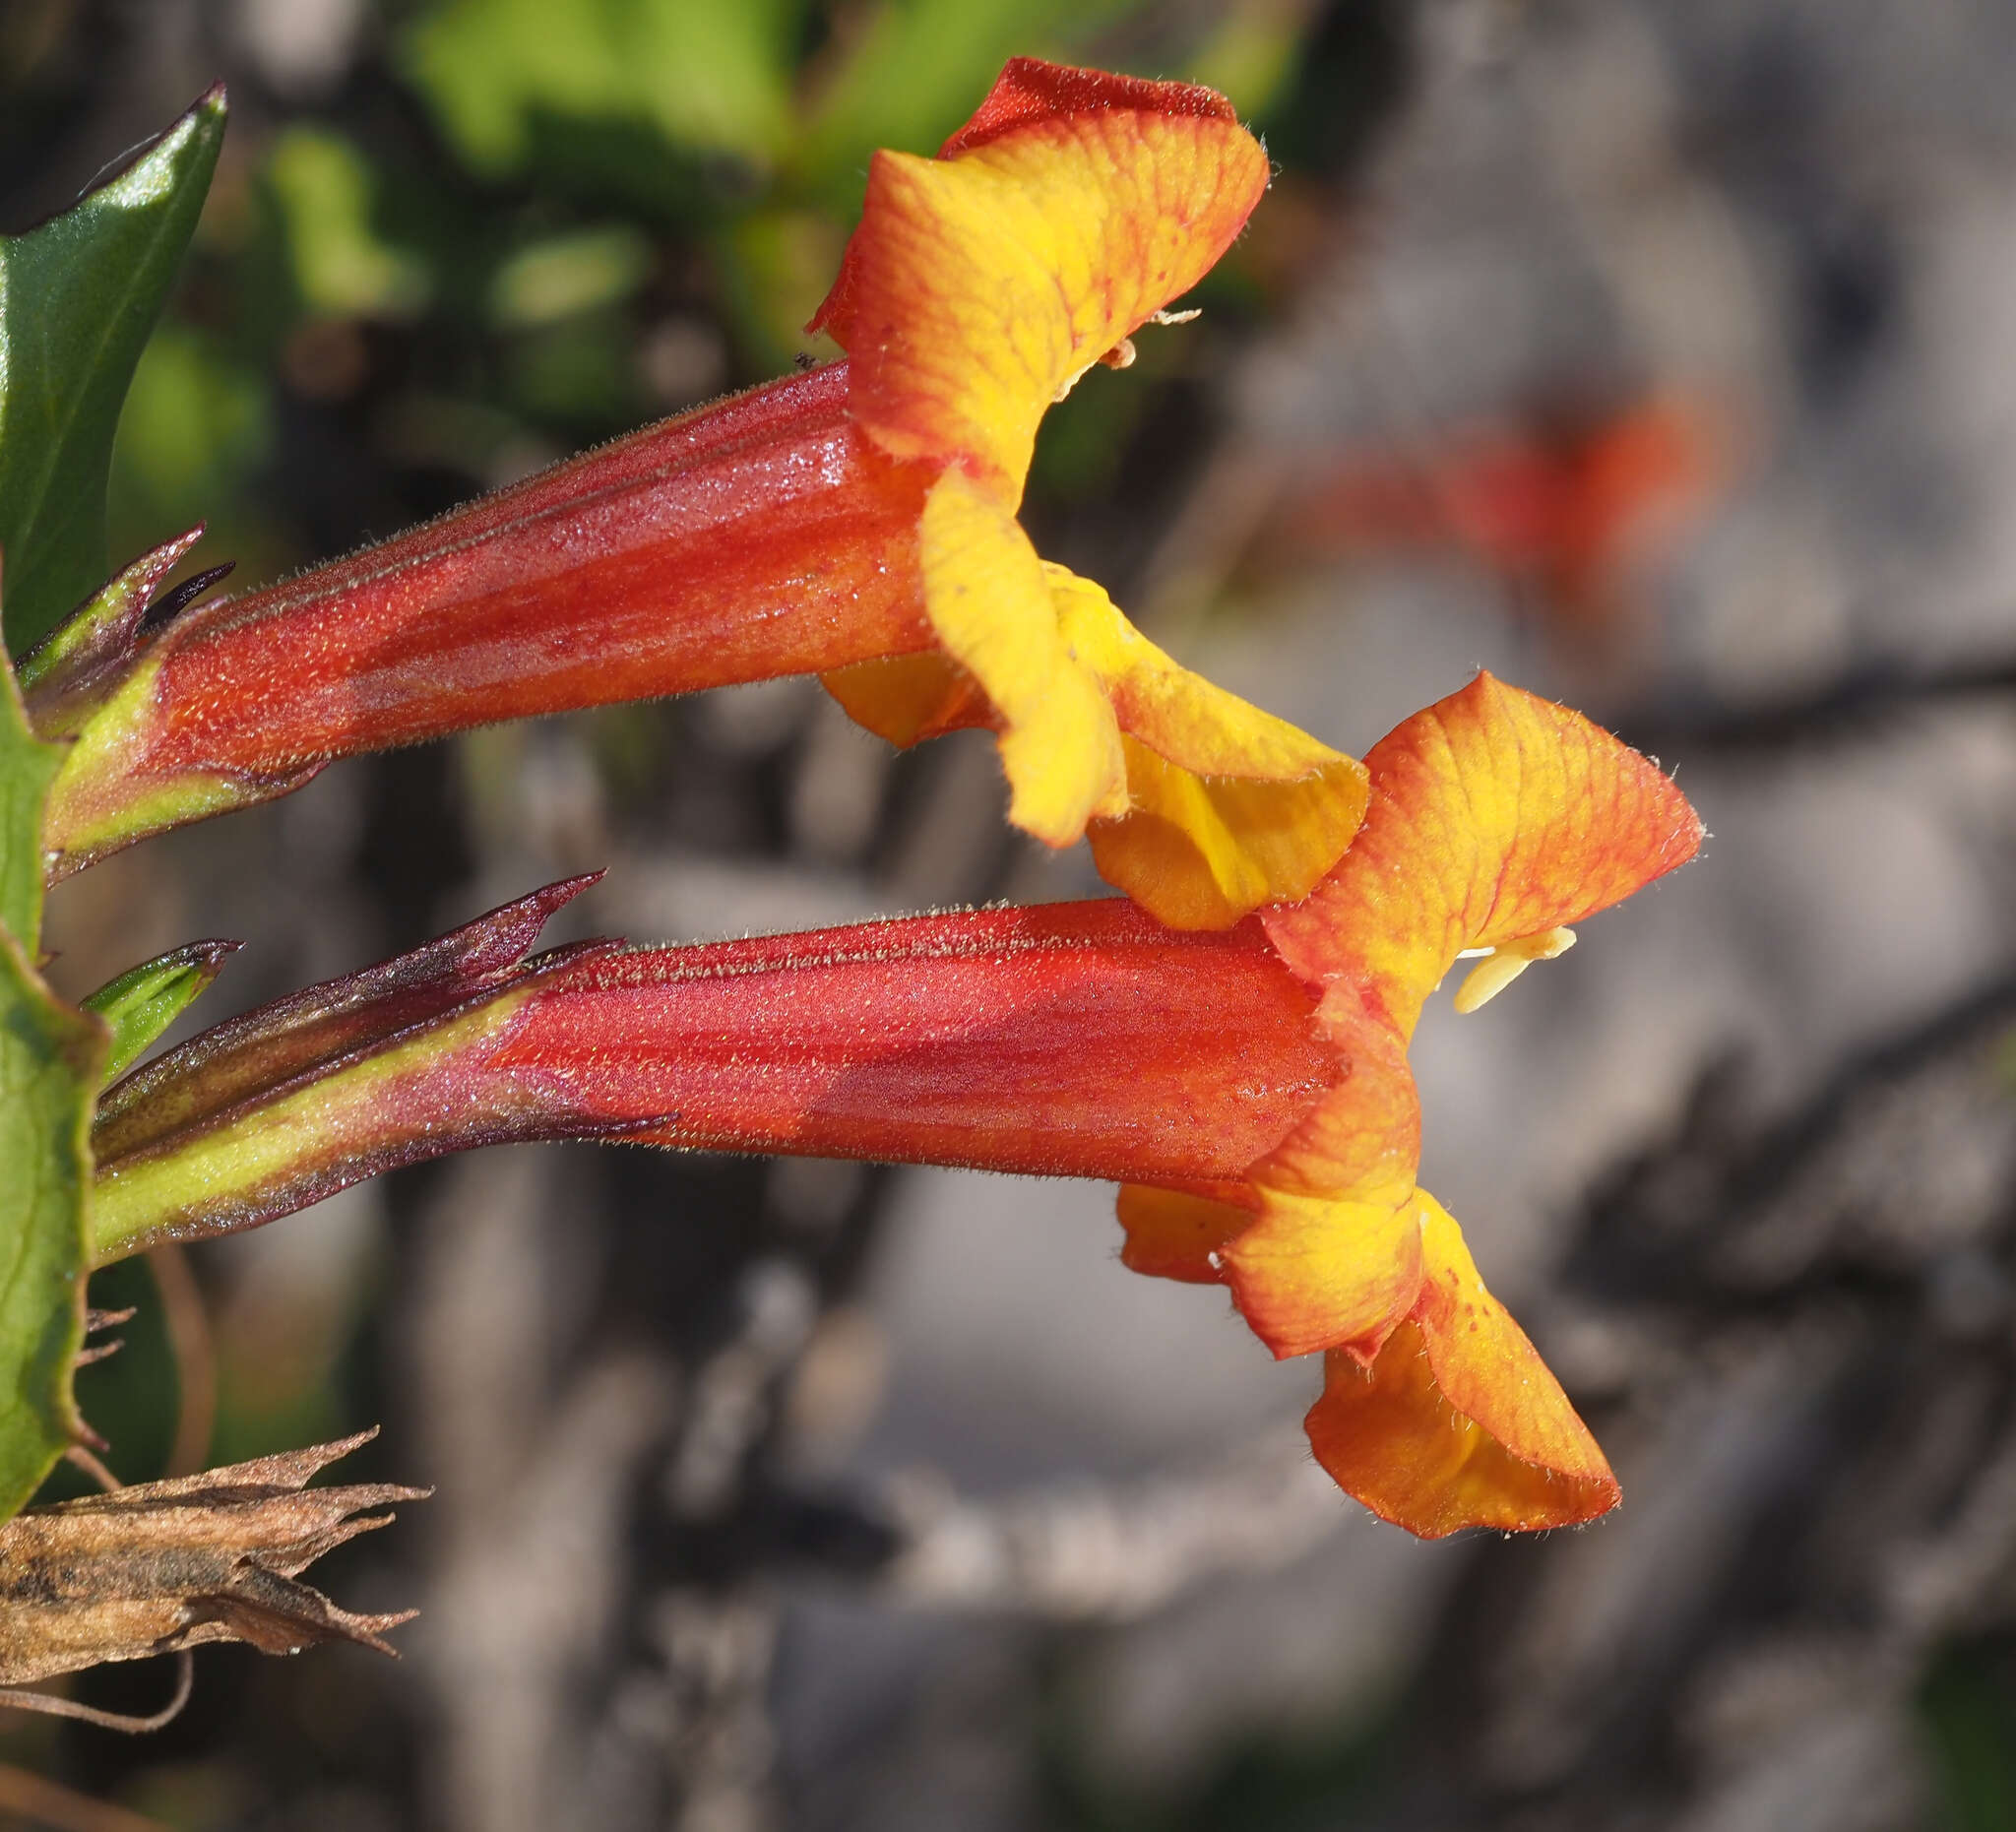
[1453,926,1576,1014]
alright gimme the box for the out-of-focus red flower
[93,674,1699,1538]
[1271,392,1732,639]
[40,60,1364,928]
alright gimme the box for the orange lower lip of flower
[1113,672,1702,1535]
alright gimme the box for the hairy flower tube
[37,58,1365,927]
[90,674,1698,1537]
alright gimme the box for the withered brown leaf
[0,1429,426,1687]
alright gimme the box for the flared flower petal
[809,55,1364,923]
[830,508,1366,921]
[1114,1182,1255,1284]
[809,57,1268,496]
[1262,670,1703,1038]
[1218,673,1700,1361]
[1302,1194,1618,1538]
[907,469,1128,843]
[1124,673,1700,1528]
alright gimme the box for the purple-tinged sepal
[91,875,635,1259]
[19,527,211,735]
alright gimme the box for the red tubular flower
[91,895,1334,1251]
[92,674,1698,1538]
[41,59,1365,928]
[1271,392,1733,639]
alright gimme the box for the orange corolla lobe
[812,57,1266,495]
[1120,671,1703,1536]
[804,56,1365,921]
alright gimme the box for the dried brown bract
[0,1429,425,1687]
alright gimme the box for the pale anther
[1453,926,1576,1014]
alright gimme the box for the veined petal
[1246,1003,1419,1205]
[804,57,1363,910]
[1303,1192,1618,1537]
[1412,1192,1613,1498]
[824,559,1370,926]
[916,471,1127,843]
[811,58,1270,498]
[1050,570,1338,782]
[820,649,991,748]
[1053,567,1370,926]
[1090,737,1369,929]
[1115,1181,1254,1284]
[1216,1010,1423,1358]
[1222,1186,1425,1361]
[1201,979,1426,1361]
[1262,671,1703,1038]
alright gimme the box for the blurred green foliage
[404,0,804,173]
[110,324,270,537]
[268,126,431,319]
[1921,1641,2016,1832]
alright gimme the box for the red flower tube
[39,59,1365,927]
[91,894,1337,1251]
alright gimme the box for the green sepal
[17,525,206,720]
[0,923,106,1522]
[84,938,240,1085]
[0,85,226,655]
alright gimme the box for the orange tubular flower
[1119,672,1702,1534]
[41,59,1364,927]
[92,675,1698,1538]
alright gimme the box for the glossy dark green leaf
[0,86,225,654]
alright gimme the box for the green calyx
[84,940,241,1086]
[91,994,533,1263]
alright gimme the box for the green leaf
[0,623,97,1523]
[84,939,239,1085]
[0,635,62,953]
[0,923,103,1522]
[0,84,226,655]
